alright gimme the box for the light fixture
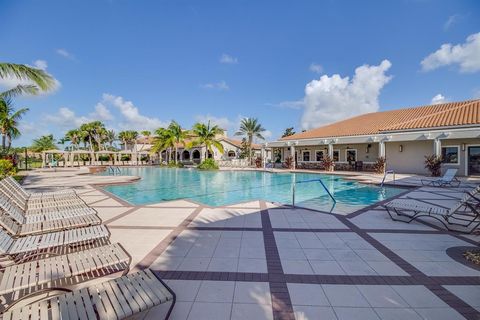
[462,143,466,151]
[399,145,403,152]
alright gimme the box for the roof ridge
[379,100,478,131]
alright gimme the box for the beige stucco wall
[288,143,379,163]
[385,140,433,175]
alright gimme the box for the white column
[328,144,333,158]
[378,141,385,158]
[261,147,265,168]
[291,145,296,170]
[434,139,442,156]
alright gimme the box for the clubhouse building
[267,99,480,176]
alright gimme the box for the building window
[346,149,357,162]
[441,146,459,164]
[315,150,324,162]
[333,150,340,162]
[302,151,311,162]
[228,150,236,158]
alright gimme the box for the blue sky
[1,0,479,146]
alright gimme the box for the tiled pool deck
[22,169,480,320]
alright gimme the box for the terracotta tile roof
[282,99,480,140]
[220,138,262,149]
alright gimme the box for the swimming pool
[101,168,405,213]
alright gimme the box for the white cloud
[44,107,90,128]
[200,80,229,91]
[194,114,232,130]
[444,14,461,31]
[102,93,168,130]
[220,54,238,64]
[309,63,323,74]
[0,59,60,95]
[56,48,75,60]
[92,103,114,121]
[266,100,304,110]
[421,32,480,73]
[431,94,448,105]
[300,60,392,130]
[33,60,48,70]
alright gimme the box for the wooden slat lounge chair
[3,269,176,320]
[0,209,101,237]
[421,168,461,187]
[383,192,480,233]
[0,243,131,310]
[0,225,110,260]
[1,176,76,200]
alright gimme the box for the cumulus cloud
[219,54,238,64]
[92,103,114,121]
[421,32,480,73]
[0,59,60,95]
[44,107,90,128]
[431,94,448,105]
[56,48,75,60]
[200,80,229,91]
[194,114,232,130]
[309,63,323,74]
[300,60,392,130]
[102,93,168,130]
[266,100,304,110]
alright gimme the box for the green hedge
[197,159,219,170]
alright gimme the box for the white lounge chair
[1,176,76,200]
[421,168,461,187]
[0,243,131,310]
[3,269,176,320]
[383,192,480,233]
[0,225,110,260]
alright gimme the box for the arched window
[182,150,190,160]
[192,150,201,159]
[228,150,236,158]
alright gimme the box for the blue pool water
[102,168,405,213]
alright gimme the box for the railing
[380,170,395,187]
[292,179,336,208]
[108,166,121,175]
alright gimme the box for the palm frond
[0,85,38,99]
[0,63,55,91]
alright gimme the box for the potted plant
[322,155,335,172]
[255,156,263,168]
[373,157,386,174]
[284,156,294,169]
[424,155,442,177]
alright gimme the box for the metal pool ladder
[380,170,395,187]
[108,166,121,175]
[292,179,336,208]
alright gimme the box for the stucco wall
[385,140,433,175]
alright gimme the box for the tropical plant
[425,155,442,177]
[105,130,116,149]
[373,157,387,174]
[255,156,263,168]
[284,156,294,169]
[141,130,151,137]
[31,134,56,152]
[65,129,82,151]
[281,127,296,138]
[189,121,224,159]
[0,98,29,154]
[0,63,55,93]
[79,121,106,151]
[168,121,187,164]
[322,155,334,172]
[151,127,175,161]
[197,158,219,170]
[235,117,265,165]
[0,159,15,178]
[118,130,138,151]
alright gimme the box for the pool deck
[20,168,480,320]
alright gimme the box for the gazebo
[94,150,117,165]
[41,149,69,168]
[69,150,95,167]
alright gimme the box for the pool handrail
[292,178,336,207]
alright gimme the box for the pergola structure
[40,150,156,168]
[41,149,69,167]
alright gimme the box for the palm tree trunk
[248,135,253,165]
[89,136,93,151]
[175,146,178,164]
[1,134,5,152]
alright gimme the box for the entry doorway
[467,146,480,176]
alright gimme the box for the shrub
[197,158,219,170]
[322,155,335,172]
[255,157,263,168]
[121,155,131,161]
[0,159,16,178]
[373,157,386,174]
[284,156,294,169]
[167,161,184,168]
[98,155,110,161]
[424,155,442,177]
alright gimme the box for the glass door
[468,146,480,176]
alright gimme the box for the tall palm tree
[0,98,29,154]
[235,117,266,164]
[118,131,129,151]
[105,130,116,150]
[0,63,55,92]
[168,121,187,164]
[141,130,151,137]
[31,134,56,152]
[189,121,224,160]
[65,129,81,151]
[79,121,105,151]
[152,127,175,162]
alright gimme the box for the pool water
[101,168,405,214]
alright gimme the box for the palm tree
[105,130,116,150]
[235,117,266,165]
[168,121,187,164]
[141,130,151,137]
[31,134,56,152]
[189,121,224,160]
[118,130,138,151]
[65,129,81,151]
[0,98,29,154]
[79,121,105,151]
[151,127,175,162]
[0,63,55,92]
